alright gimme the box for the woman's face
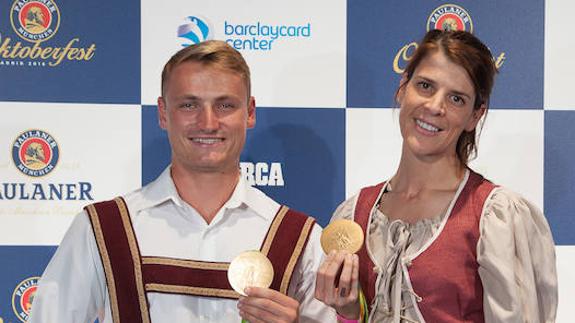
[397,50,484,163]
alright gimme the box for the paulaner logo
[393,4,505,74]
[178,16,213,47]
[427,4,473,32]
[224,21,311,51]
[12,129,59,177]
[10,0,60,43]
[4,129,94,201]
[12,276,39,322]
[1,0,96,67]
[241,162,284,186]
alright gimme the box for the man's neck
[170,165,240,224]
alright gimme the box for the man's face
[158,62,255,174]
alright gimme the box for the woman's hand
[315,250,361,320]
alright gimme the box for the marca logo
[393,4,505,74]
[12,276,39,322]
[240,162,284,187]
[1,0,96,67]
[178,16,213,47]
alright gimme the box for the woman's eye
[450,95,465,106]
[417,81,432,91]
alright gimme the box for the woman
[315,30,557,322]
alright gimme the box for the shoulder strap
[85,197,150,323]
[354,182,385,311]
[261,206,316,294]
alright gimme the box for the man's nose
[198,107,219,130]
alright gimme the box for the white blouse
[332,170,557,323]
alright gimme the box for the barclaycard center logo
[178,16,213,47]
[10,0,61,43]
[427,4,473,33]
[12,276,39,322]
[12,129,60,177]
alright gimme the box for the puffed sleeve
[477,187,557,323]
[288,223,337,322]
[28,211,108,323]
[330,194,359,222]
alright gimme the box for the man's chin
[186,162,238,175]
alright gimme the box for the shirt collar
[138,166,278,220]
[218,175,279,220]
[137,166,180,210]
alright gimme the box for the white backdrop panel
[544,1,575,110]
[0,102,142,245]
[141,0,346,108]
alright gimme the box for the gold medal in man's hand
[228,250,274,296]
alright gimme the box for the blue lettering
[224,21,234,35]
[31,183,46,200]
[19,183,29,200]
[79,182,94,200]
[302,23,311,37]
[66,184,76,200]
[49,183,63,200]
[2,183,16,199]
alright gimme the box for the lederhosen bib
[85,197,316,323]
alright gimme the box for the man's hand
[237,287,299,323]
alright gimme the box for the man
[29,40,334,322]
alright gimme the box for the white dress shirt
[29,167,335,323]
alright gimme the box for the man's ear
[247,96,256,129]
[158,96,168,129]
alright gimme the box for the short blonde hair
[161,40,251,99]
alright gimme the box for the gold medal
[320,219,364,254]
[227,250,274,296]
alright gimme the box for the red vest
[84,198,316,323]
[355,171,496,322]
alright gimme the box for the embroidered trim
[142,257,229,271]
[279,216,314,293]
[86,203,121,323]
[145,283,240,299]
[115,197,150,323]
[260,205,289,255]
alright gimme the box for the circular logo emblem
[10,0,61,43]
[427,4,473,33]
[177,16,213,47]
[12,277,39,322]
[12,129,60,177]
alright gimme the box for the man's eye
[181,103,197,109]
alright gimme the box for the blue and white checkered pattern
[0,0,572,321]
